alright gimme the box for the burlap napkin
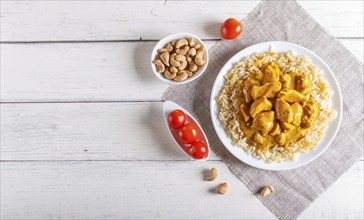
[162,0,363,219]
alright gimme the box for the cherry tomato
[168,110,186,129]
[189,141,208,159]
[220,18,243,40]
[178,123,198,144]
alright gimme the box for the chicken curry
[237,62,319,152]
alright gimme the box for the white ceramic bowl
[210,41,343,170]
[151,33,209,85]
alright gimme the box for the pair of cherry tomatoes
[168,110,208,159]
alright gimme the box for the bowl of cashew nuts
[151,33,209,85]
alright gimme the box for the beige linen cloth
[162,0,363,219]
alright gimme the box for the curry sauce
[237,62,319,152]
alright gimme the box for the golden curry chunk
[284,127,308,146]
[263,62,282,84]
[275,99,293,123]
[275,133,287,146]
[251,111,275,134]
[291,103,303,126]
[277,88,308,103]
[251,82,282,100]
[242,78,260,103]
[249,96,273,118]
[240,123,256,138]
[280,74,296,89]
[269,122,281,136]
[254,132,264,144]
[296,75,311,94]
[301,101,319,128]
[280,122,296,132]
[240,104,251,122]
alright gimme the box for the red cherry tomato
[221,18,243,40]
[168,110,186,129]
[189,141,208,159]
[178,123,198,144]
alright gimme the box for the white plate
[210,41,343,170]
[163,101,210,161]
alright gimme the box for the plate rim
[209,41,343,171]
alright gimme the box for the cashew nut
[171,40,177,47]
[173,71,188,81]
[153,59,165,73]
[176,45,190,56]
[188,48,197,56]
[157,43,173,53]
[188,59,198,72]
[175,54,186,62]
[188,37,196,47]
[176,38,188,49]
[178,70,192,77]
[160,52,170,66]
[170,66,178,74]
[178,59,188,70]
[194,43,202,50]
[206,167,218,181]
[170,53,180,67]
[164,69,176,80]
[260,185,274,197]
[194,47,206,66]
[216,182,228,195]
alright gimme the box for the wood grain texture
[1,102,362,161]
[1,40,362,102]
[1,161,362,219]
[0,102,219,161]
[1,1,363,42]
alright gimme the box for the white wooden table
[1,1,363,219]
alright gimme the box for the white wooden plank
[0,102,219,161]
[1,160,362,219]
[1,39,362,102]
[2,102,362,161]
[1,1,362,42]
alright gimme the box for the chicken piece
[280,74,296,89]
[296,75,311,94]
[240,104,250,122]
[275,133,287,146]
[301,101,319,128]
[251,111,275,134]
[275,99,293,123]
[269,122,281,136]
[280,122,296,132]
[249,96,273,118]
[263,62,282,84]
[242,78,260,103]
[254,132,264,144]
[277,88,308,103]
[251,82,282,100]
[291,103,303,126]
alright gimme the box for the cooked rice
[217,49,336,163]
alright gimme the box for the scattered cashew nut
[206,167,218,181]
[260,185,274,197]
[216,182,228,195]
[173,71,188,81]
[160,52,170,66]
[178,70,193,77]
[153,59,165,73]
